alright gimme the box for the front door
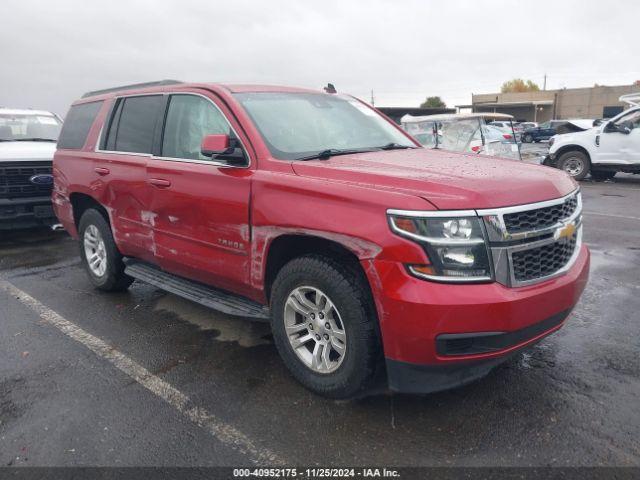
[146,93,253,297]
[595,110,640,165]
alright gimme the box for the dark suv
[521,120,565,143]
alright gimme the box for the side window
[108,95,163,154]
[539,122,550,129]
[161,94,231,160]
[57,101,103,149]
[615,110,640,130]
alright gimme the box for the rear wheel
[558,150,590,181]
[78,209,133,291]
[591,170,616,181]
[270,255,380,398]
[523,134,533,143]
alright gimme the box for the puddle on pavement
[154,295,272,347]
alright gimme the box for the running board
[124,260,270,321]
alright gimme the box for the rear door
[146,92,254,297]
[95,94,164,262]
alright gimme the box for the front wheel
[558,150,590,181]
[523,134,533,143]
[270,255,380,398]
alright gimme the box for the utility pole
[370,89,375,106]
[543,73,547,91]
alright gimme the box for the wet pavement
[0,175,639,467]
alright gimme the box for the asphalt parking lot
[1,175,639,468]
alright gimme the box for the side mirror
[604,123,631,134]
[201,134,247,165]
[201,134,230,156]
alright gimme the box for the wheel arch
[69,192,110,228]
[264,234,367,301]
[554,144,592,165]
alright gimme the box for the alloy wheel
[83,224,107,277]
[283,286,347,374]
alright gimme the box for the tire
[270,255,380,398]
[558,150,590,181]
[591,170,616,181]
[78,209,133,292]
[523,134,533,143]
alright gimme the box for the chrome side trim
[95,92,252,169]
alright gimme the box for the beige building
[462,83,640,122]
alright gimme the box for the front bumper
[386,309,570,394]
[364,244,590,393]
[0,196,56,229]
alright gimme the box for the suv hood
[0,141,57,161]
[291,148,576,210]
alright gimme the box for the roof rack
[81,80,183,98]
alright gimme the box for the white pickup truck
[0,108,61,229]
[545,94,640,180]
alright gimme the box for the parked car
[0,108,62,229]
[489,120,522,141]
[518,122,538,130]
[521,120,567,143]
[545,94,640,180]
[402,113,521,160]
[53,81,589,398]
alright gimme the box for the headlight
[549,137,555,147]
[388,212,492,282]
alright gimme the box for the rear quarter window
[57,101,103,149]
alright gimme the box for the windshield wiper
[295,148,376,161]
[14,138,57,142]
[378,142,414,150]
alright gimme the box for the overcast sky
[2,0,638,116]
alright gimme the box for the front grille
[512,233,577,282]
[504,194,578,233]
[0,162,52,199]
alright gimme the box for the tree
[500,79,541,93]
[420,96,446,108]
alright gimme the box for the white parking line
[0,279,284,466]
[583,211,640,221]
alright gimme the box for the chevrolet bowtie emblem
[555,222,576,240]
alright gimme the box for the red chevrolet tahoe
[52,81,589,398]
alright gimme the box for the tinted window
[161,95,231,160]
[113,96,163,154]
[58,101,103,149]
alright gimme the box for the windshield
[233,92,415,160]
[0,113,61,141]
